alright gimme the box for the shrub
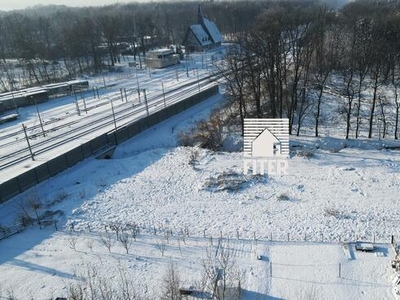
[52,189,68,204]
[188,149,200,168]
[162,263,181,300]
[324,207,345,219]
[17,213,34,227]
[203,172,267,193]
[277,193,290,201]
[0,225,9,237]
[176,130,197,147]
[177,110,225,151]
[195,113,224,151]
[296,150,313,158]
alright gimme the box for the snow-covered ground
[1,45,400,299]
[0,50,221,181]
[0,88,399,298]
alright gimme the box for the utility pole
[10,80,18,113]
[81,89,87,113]
[110,98,117,132]
[31,96,45,137]
[110,98,118,145]
[161,82,166,108]
[72,85,77,101]
[103,74,106,89]
[196,68,201,93]
[74,101,81,116]
[22,123,34,161]
[186,54,189,77]
[11,91,18,113]
[120,88,124,102]
[143,89,149,116]
[136,68,141,103]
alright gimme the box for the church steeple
[198,4,204,24]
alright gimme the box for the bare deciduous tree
[68,233,78,251]
[125,222,140,241]
[156,238,167,256]
[161,263,182,300]
[100,231,114,253]
[202,240,242,300]
[119,232,132,254]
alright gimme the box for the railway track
[0,76,217,171]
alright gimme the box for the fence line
[62,220,394,246]
[1,217,395,246]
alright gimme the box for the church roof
[189,24,213,46]
[183,5,222,50]
[202,17,222,44]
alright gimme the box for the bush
[203,171,267,193]
[0,225,9,237]
[277,193,290,201]
[195,114,224,151]
[177,110,225,151]
[323,207,350,219]
[296,150,313,158]
[51,189,68,204]
[203,172,247,192]
[177,131,197,147]
[188,149,200,168]
[17,213,34,227]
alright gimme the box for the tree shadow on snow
[241,289,284,300]
[9,258,77,279]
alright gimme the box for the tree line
[2,0,399,140]
[0,1,265,91]
[221,0,400,139]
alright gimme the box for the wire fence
[0,222,25,241]
[0,218,396,300]
[61,220,397,247]
[1,212,397,250]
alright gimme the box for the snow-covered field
[1,44,400,298]
[1,87,400,298]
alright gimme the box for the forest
[0,0,261,89]
[218,0,400,140]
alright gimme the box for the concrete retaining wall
[0,85,219,203]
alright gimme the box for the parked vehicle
[145,49,180,69]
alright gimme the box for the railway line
[0,73,217,173]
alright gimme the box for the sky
[0,0,143,11]
[0,0,353,12]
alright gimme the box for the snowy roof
[148,48,174,54]
[190,24,213,46]
[202,17,222,44]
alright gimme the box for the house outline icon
[243,118,289,175]
[251,128,282,158]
